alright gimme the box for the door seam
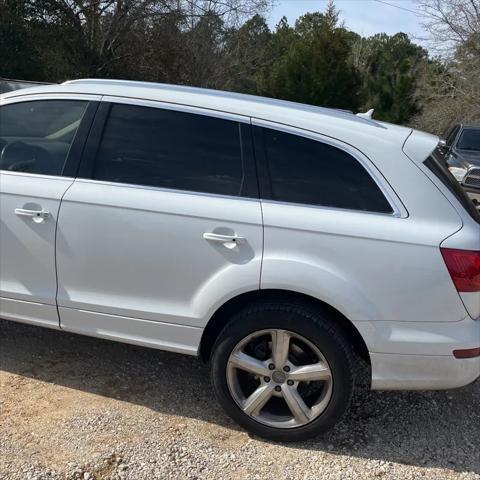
[54,180,76,329]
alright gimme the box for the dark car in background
[443,124,480,196]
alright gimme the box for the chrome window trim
[101,95,251,124]
[71,171,399,218]
[0,170,74,182]
[251,118,406,218]
[70,178,400,218]
[0,93,102,106]
[259,198,402,218]
[72,178,261,204]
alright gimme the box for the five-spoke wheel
[226,329,333,428]
[211,302,355,441]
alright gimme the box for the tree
[353,33,427,123]
[0,0,45,80]
[412,0,480,133]
[221,14,272,93]
[256,5,362,110]
[417,0,480,55]
[2,0,448,129]
[125,10,187,83]
[1,0,272,82]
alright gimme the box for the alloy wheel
[226,329,333,429]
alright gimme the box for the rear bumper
[371,352,480,390]
[355,316,480,390]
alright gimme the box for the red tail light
[453,347,480,359]
[441,248,480,293]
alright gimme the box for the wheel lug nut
[264,377,270,383]
[275,386,281,392]
[268,364,275,370]
[287,380,294,386]
[283,366,290,372]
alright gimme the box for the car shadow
[0,319,478,475]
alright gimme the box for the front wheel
[210,302,355,442]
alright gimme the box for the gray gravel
[0,319,479,480]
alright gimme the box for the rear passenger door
[56,99,262,352]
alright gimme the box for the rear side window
[262,128,393,213]
[0,100,88,175]
[93,104,245,197]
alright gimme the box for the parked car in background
[1,80,479,442]
[0,78,51,94]
[443,124,480,198]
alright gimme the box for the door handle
[203,232,245,246]
[15,208,50,223]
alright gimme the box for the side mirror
[437,139,450,154]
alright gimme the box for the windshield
[457,128,480,151]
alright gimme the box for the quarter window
[93,104,245,197]
[0,100,88,175]
[262,128,393,213]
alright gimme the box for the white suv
[1,79,479,442]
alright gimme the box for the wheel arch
[199,289,370,365]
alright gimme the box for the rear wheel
[210,302,355,442]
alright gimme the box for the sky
[267,0,426,40]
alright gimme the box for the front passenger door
[0,97,97,327]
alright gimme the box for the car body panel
[259,123,467,324]
[260,202,467,324]
[59,307,201,355]
[0,171,73,326]
[56,179,264,330]
[371,353,480,390]
[0,297,60,329]
[441,226,480,320]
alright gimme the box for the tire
[210,301,355,442]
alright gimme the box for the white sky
[268,0,425,39]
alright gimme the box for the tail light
[441,248,480,293]
[453,347,480,359]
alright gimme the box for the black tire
[210,301,355,442]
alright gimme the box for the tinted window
[0,100,88,175]
[93,104,245,196]
[425,151,480,224]
[457,128,480,151]
[263,128,393,213]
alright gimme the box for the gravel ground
[0,319,479,480]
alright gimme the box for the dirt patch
[1,319,479,480]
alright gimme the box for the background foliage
[1,0,478,133]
